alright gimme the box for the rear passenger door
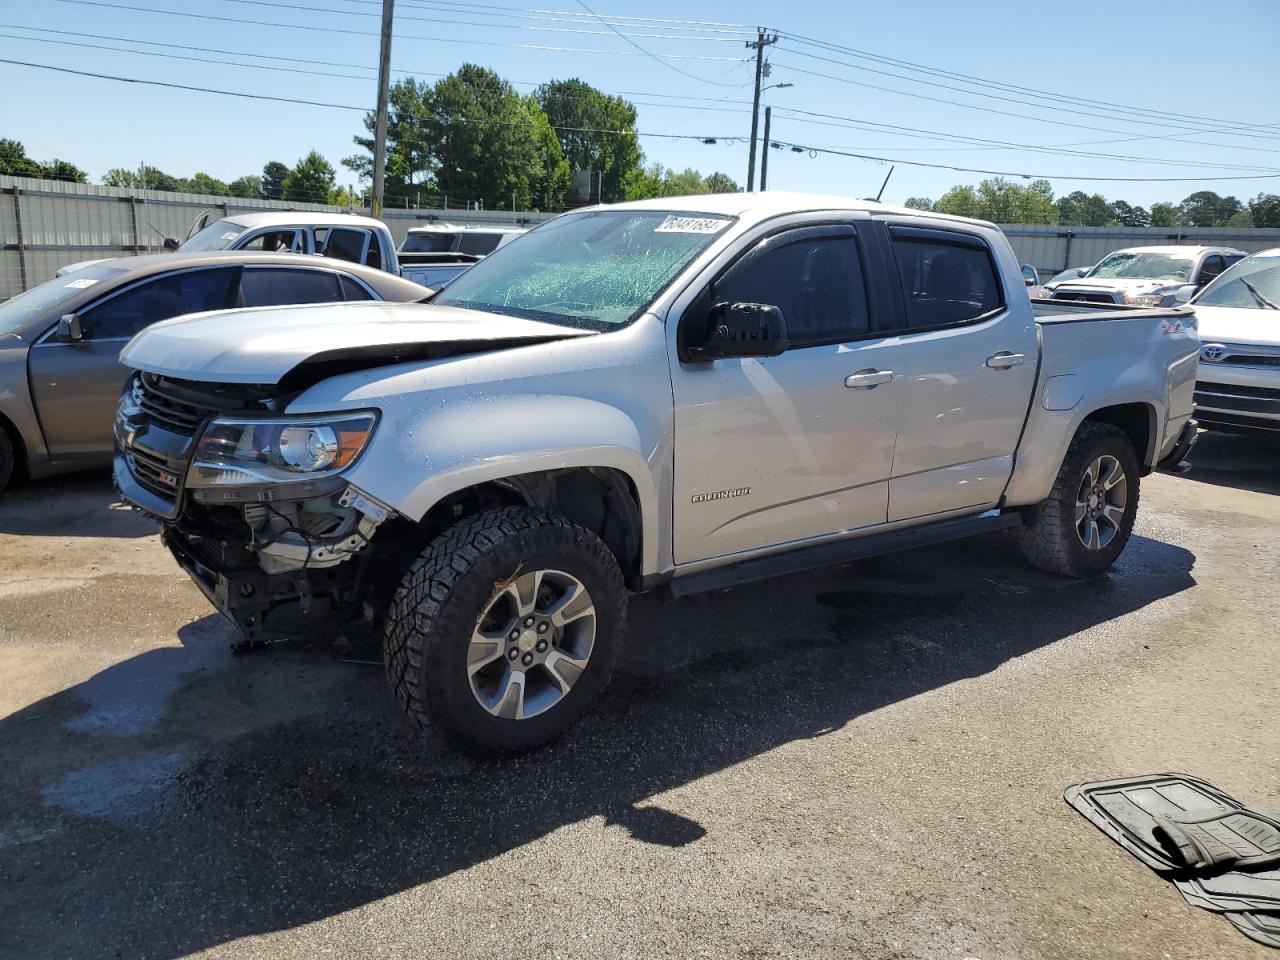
[881,225,1038,522]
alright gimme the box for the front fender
[341,393,665,575]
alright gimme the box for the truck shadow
[0,472,156,539]
[0,531,1195,959]
[1176,429,1280,496]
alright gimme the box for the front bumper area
[1195,380,1280,433]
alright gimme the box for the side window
[890,232,1004,329]
[79,268,238,340]
[239,268,342,307]
[237,229,301,253]
[1199,255,1226,284]
[457,233,502,257]
[712,230,870,346]
[340,276,375,301]
[320,227,370,264]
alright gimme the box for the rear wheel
[1018,421,1140,577]
[383,506,626,754]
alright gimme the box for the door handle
[845,369,894,389]
[985,352,1026,369]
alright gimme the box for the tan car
[0,252,429,493]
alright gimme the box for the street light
[759,83,793,191]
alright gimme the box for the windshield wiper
[1240,277,1279,310]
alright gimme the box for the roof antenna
[874,165,895,202]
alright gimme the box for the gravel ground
[1,430,1277,960]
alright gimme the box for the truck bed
[1031,299,1194,326]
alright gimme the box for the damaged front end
[115,372,394,647]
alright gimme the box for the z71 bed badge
[691,487,751,504]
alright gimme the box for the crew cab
[58,212,400,277]
[113,193,1199,753]
[397,225,529,289]
[1189,247,1280,433]
[1050,244,1246,307]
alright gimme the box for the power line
[0,57,748,144]
[569,0,739,84]
[773,46,1280,144]
[213,0,748,44]
[772,59,1280,148]
[50,0,749,62]
[775,30,1280,138]
[765,135,1280,184]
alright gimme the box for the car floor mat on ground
[1176,867,1280,913]
[1226,912,1280,949]
[1064,773,1248,875]
[1154,808,1280,872]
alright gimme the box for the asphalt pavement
[1,429,1277,960]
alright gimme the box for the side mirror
[1025,276,1036,287]
[689,301,790,360]
[1174,286,1194,304]
[163,238,179,252]
[57,313,83,342]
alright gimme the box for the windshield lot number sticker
[64,278,98,289]
[656,216,730,235]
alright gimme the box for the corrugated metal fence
[5,175,1280,297]
[0,175,554,299]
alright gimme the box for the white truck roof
[1102,244,1247,256]
[221,211,388,230]
[406,224,526,235]
[595,191,997,229]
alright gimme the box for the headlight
[1124,292,1166,307]
[187,413,377,487]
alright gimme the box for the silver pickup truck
[113,193,1199,753]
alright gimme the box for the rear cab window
[889,227,1005,329]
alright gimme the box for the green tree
[534,78,642,204]
[1227,210,1253,227]
[1248,193,1280,228]
[974,177,1055,224]
[932,185,983,219]
[523,96,571,211]
[228,175,263,199]
[1150,202,1178,227]
[1110,200,1149,227]
[622,162,664,201]
[189,172,230,196]
[261,160,289,200]
[703,172,740,194]
[1178,191,1242,227]
[283,151,336,203]
[663,168,706,196]
[41,159,87,183]
[345,66,559,209]
[0,139,41,177]
[903,197,933,211]
[1057,191,1113,226]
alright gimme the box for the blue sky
[3,0,1279,209]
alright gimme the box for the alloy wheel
[1074,455,1127,551]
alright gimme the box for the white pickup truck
[113,193,1200,753]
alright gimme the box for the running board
[666,510,1023,598]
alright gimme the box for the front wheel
[383,507,627,754]
[1018,421,1141,577]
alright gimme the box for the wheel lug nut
[521,652,534,666]
[509,630,520,641]
[536,622,548,634]
[535,639,547,652]
[507,648,519,661]
[523,617,535,628]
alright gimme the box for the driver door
[669,223,908,565]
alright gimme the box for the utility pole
[759,106,772,191]
[745,28,778,192]
[370,0,395,219]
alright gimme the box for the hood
[56,257,115,276]
[1191,303,1280,348]
[1056,277,1187,295]
[120,301,595,388]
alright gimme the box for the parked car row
[0,252,430,493]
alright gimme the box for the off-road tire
[0,429,15,495]
[1018,421,1141,577]
[383,506,627,754]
